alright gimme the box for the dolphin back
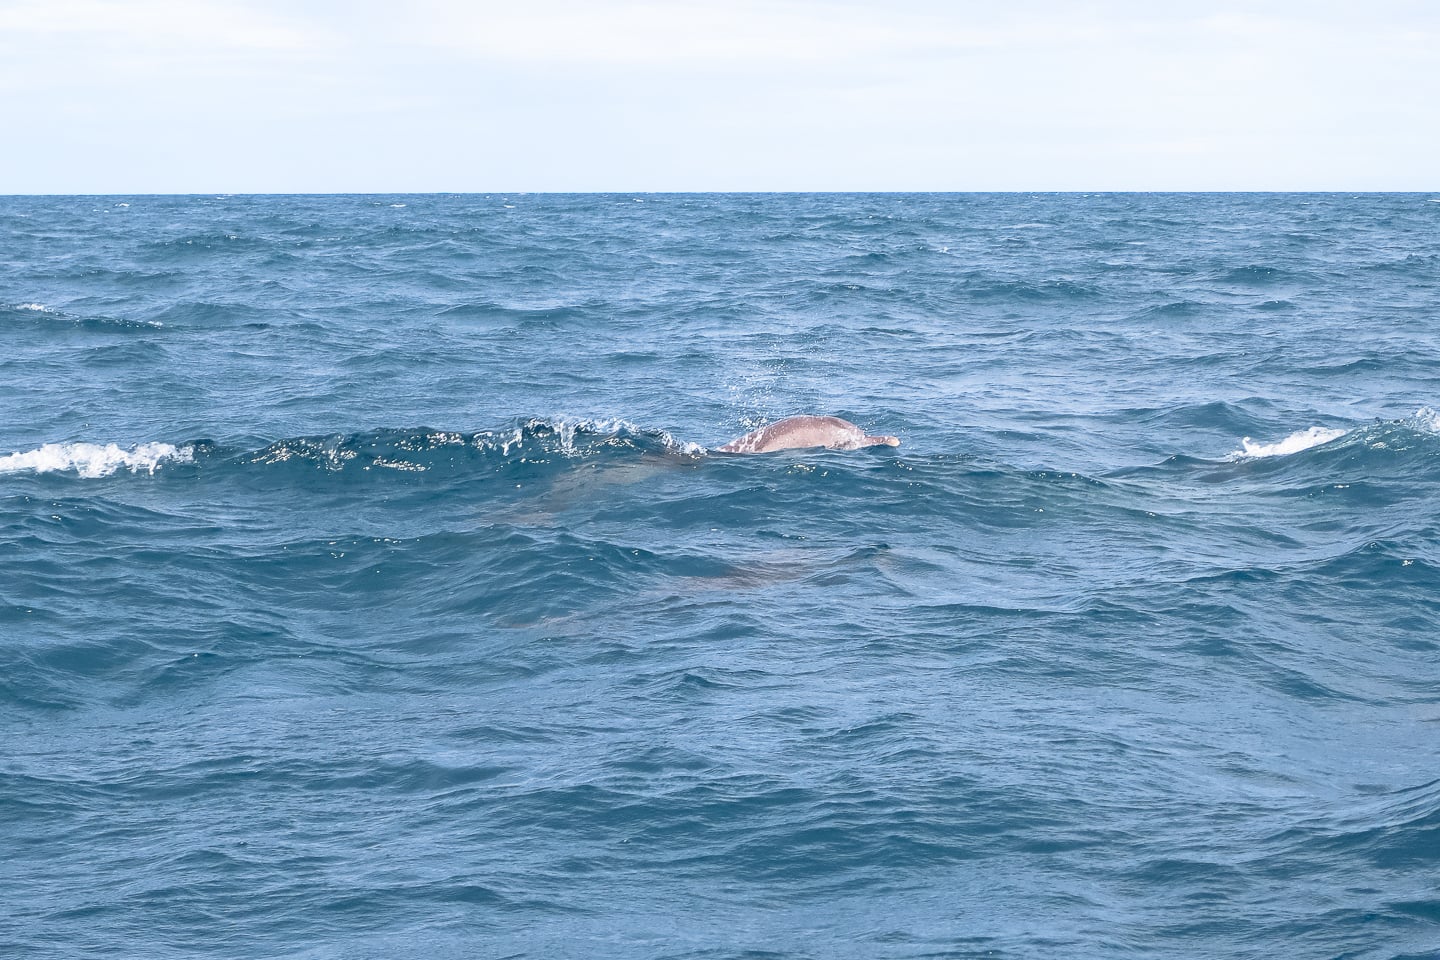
[717,416,898,454]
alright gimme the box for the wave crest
[1408,406,1440,434]
[247,418,705,474]
[0,420,706,483]
[1229,407,1440,461]
[0,442,193,478]
[1232,426,1348,460]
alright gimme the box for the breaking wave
[0,419,705,481]
[1230,407,1440,461]
[0,441,194,478]
[1232,426,1349,460]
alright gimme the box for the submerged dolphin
[717,416,900,454]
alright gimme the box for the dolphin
[716,416,900,454]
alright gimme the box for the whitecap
[1408,406,1440,433]
[0,442,193,478]
[1230,426,1348,460]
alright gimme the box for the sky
[1,0,1436,193]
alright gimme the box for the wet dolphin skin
[717,416,900,454]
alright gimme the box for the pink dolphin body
[717,416,900,454]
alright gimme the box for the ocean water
[2,193,1438,960]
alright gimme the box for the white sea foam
[0,442,193,478]
[1231,426,1348,460]
[1409,406,1440,433]
[14,302,55,313]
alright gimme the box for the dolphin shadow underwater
[716,415,900,454]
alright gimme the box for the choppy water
[3,193,1439,960]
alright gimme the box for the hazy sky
[2,0,1436,192]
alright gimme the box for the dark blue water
[3,194,1439,960]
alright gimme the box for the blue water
[3,194,1439,960]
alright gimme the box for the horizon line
[4,189,1439,198]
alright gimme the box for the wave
[247,418,707,473]
[1209,264,1310,287]
[0,442,194,478]
[4,300,165,331]
[1264,777,1440,876]
[7,410,1436,486]
[1232,426,1349,460]
[1126,299,1218,322]
[0,419,707,481]
[959,274,1103,302]
[1229,408,1440,461]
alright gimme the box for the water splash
[1232,426,1348,460]
[1408,406,1440,434]
[0,441,193,477]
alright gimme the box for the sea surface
[2,193,1438,960]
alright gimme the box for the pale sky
[1,0,1436,193]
